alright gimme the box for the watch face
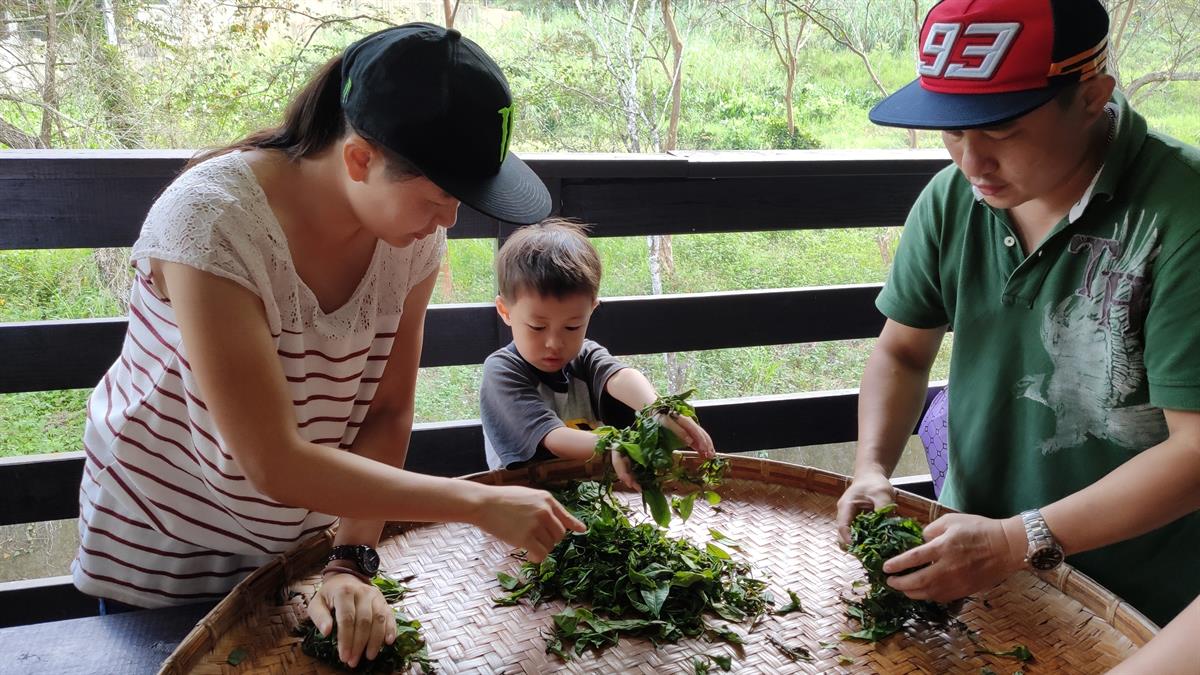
[1030,546,1064,571]
[357,547,381,576]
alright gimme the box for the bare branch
[0,114,43,148]
[1127,70,1200,102]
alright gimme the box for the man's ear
[342,136,375,183]
[1079,74,1116,119]
[495,295,513,326]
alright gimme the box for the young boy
[480,219,715,484]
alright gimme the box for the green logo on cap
[498,104,515,162]
[341,77,352,103]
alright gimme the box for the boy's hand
[610,450,641,492]
[661,413,717,459]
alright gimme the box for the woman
[73,23,582,668]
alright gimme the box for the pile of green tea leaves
[842,505,960,642]
[594,390,728,527]
[298,574,436,673]
[495,481,772,663]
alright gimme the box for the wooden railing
[0,149,951,626]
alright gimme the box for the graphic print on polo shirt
[1016,211,1169,454]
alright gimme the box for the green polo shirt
[877,92,1200,626]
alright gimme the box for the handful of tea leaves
[495,481,772,661]
[594,390,727,527]
[843,505,958,642]
[298,574,436,673]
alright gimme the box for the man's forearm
[855,347,934,478]
[1110,594,1200,674]
[1041,430,1200,557]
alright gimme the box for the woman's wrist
[322,561,371,583]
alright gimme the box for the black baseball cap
[869,0,1110,131]
[341,23,551,224]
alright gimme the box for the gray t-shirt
[481,340,627,470]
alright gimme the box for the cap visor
[869,79,1064,131]
[426,153,552,225]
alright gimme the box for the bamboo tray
[161,455,1157,674]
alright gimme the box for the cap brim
[869,79,1066,131]
[424,153,552,225]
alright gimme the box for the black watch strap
[326,544,381,577]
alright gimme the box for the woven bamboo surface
[161,456,1157,674]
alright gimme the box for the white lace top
[73,152,446,607]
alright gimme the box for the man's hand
[882,514,1027,603]
[836,471,897,546]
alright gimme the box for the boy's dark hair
[496,219,602,301]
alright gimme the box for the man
[837,0,1200,626]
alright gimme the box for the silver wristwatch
[1020,509,1064,571]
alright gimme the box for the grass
[1,0,1196,457]
[0,227,949,457]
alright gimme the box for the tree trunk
[101,0,118,45]
[661,0,683,151]
[0,116,43,148]
[39,0,56,147]
[442,0,457,28]
[785,63,796,134]
[658,0,681,278]
[1109,0,1137,86]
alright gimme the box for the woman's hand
[473,485,587,561]
[307,572,395,669]
[836,471,897,546]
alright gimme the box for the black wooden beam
[0,151,950,250]
[0,318,127,394]
[0,385,944,526]
[0,286,886,394]
[0,576,100,628]
[0,453,85,526]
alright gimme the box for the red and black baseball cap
[341,23,551,224]
[869,0,1110,131]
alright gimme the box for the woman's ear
[342,136,375,183]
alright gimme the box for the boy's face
[496,291,599,373]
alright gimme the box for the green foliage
[593,391,727,527]
[2,0,1193,458]
[297,574,435,673]
[842,505,959,642]
[494,481,772,662]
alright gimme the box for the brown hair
[496,219,602,301]
[187,54,418,178]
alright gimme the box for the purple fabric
[917,387,949,497]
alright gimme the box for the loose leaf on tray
[495,480,772,663]
[976,644,1034,662]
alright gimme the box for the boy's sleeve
[1144,229,1200,411]
[576,340,629,412]
[480,353,565,467]
[874,179,951,329]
